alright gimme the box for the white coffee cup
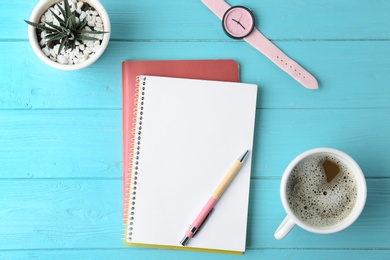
[274,148,367,240]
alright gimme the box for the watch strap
[201,0,231,19]
[245,29,318,89]
[202,0,318,89]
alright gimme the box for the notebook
[122,60,240,222]
[124,75,257,254]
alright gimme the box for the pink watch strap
[201,0,318,89]
[245,30,318,89]
[201,0,230,19]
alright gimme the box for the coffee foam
[286,153,358,228]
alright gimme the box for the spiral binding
[126,76,146,241]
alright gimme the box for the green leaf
[45,31,68,42]
[70,13,77,30]
[57,4,66,19]
[24,20,48,31]
[66,15,72,29]
[58,38,66,55]
[75,34,100,41]
[64,0,71,19]
[45,32,59,38]
[45,32,64,39]
[50,10,65,27]
[76,19,88,31]
[71,39,76,50]
[80,30,107,35]
[45,22,64,32]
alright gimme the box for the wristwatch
[201,0,318,90]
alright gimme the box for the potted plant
[25,0,110,70]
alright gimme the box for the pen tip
[238,150,250,163]
[180,235,190,246]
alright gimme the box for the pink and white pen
[180,150,250,246]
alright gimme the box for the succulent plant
[25,0,107,55]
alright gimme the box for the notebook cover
[122,60,240,222]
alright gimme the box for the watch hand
[232,18,246,30]
[237,21,246,30]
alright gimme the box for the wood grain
[0,110,122,179]
[0,249,389,260]
[1,109,389,179]
[1,41,390,109]
[0,0,389,258]
[2,1,390,40]
[0,179,388,250]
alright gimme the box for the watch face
[222,6,255,39]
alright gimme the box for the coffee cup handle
[274,215,295,239]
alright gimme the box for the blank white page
[125,75,257,253]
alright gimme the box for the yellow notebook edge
[124,241,243,255]
[124,193,243,255]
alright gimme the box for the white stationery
[124,75,257,253]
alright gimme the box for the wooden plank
[1,108,389,179]
[0,249,388,260]
[3,0,390,40]
[0,110,122,179]
[0,179,388,250]
[253,108,390,178]
[0,179,122,250]
[1,41,390,110]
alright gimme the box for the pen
[180,150,250,246]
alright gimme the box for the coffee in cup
[286,153,357,228]
[274,148,366,239]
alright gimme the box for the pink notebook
[122,60,239,221]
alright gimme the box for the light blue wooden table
[1,0,389,259]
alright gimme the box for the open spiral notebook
[124,75,257,254]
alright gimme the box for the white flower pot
[28,0,111,70]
